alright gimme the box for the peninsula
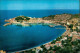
[3,14,80,28]
[3,16,58,27]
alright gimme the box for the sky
[0,0,79,10]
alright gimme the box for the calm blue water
[0,9,79,19]
[0,9,79,52]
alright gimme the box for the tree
[26,18,30,20]
[53,46,61,51]
[40,45,44,48]
[76,27,79,32]
[24,16,30,20]
[68,24,73,32]
[68,24,73,29]
[51,40,56,44]
[62,40,65,45]
[56,37,60,41]
[49,47,53,50]
[48,15,55,18]
[15,17,24,20]
[71,41,78,46]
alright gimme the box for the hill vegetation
[15,16,30,22]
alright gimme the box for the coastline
[8,25,66,53]
[2,13,80,52]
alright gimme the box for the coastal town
[23,14,80,53]
[1,14,80,53]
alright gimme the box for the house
[61,37,67,41]
[51,44,55,47]
[55,41,61,46]
[72,26,76,31]
[68,34,72,37]
[36,47,43,53]
[77,37,80,40]
[67,22,70,25]
[77,26,80,29]
[45,44,50,50]
[72,35,79,41]
[72,31,78,35]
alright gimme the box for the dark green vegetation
[42,14,80,20]
[23,16,30,20]
[42,15,55,20]
[71,14,80,19]
[15,17,24,20]
[55,36,80,53]
[68,24,80,32]
[15,16,30,22]
[22,36,80,53]
[48,15,55,18]
[68,24,73,31]
[40,35,80,53]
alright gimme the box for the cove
[0,24,66,52]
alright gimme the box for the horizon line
[0,9,79,10]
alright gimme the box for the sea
[0,9,79,52]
